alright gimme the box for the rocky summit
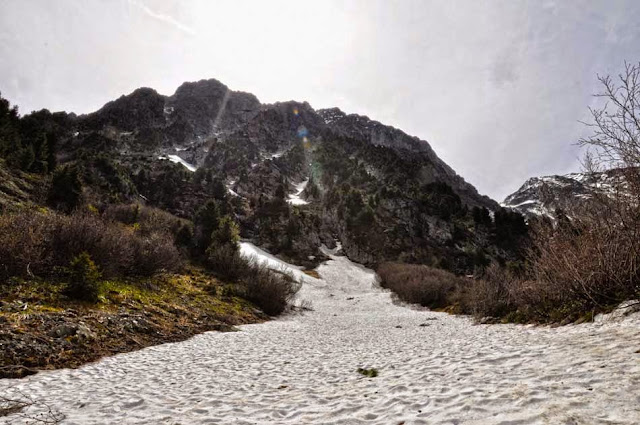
[502,169,628,219]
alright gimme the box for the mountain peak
[502,170,625,219]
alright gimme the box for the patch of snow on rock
[159,155,197,172]
[287,179,309,205]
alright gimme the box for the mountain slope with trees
[1,79,518,275]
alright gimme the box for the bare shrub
[377,262,467,308]
[468,208,640,322]
[523,217,640,318]
[203,240,301,316]
[568,61,640,308]
[460,263,516,318]
[102,203,141,225]
[104,203,186,237]
[131,231,183,276]
[0,387,64,423]
[206,244,247,281]
[0,209,56,279]
[241,260,301,316]
[139,208,184,237]
[0,209,181,282]
[475,62,640,323]
[50,212,134,277]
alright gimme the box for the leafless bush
[0,209,56,279]
[104,203,185,237]
[0,209,182,282]
[376,64,640,323]
[241,260,301,316]
[526,217,639,314]
[460,263,516,318]
[102,203,141,225]
[131,231,183,276]
[207,244,247,281]
[469,62,640,322]
[523,62,640,317]
[205,246,301,315]
[377,262,467,308]
[0,387,64,423]
[50,212,135,277]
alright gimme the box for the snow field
[1,243,639,424]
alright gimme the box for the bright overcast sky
[1,0,639,200]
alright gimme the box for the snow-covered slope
[2,245,639,424]
[502,170,625,219]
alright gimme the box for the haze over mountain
[3,1,640,200]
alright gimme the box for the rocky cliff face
[317,108,496,210]
[502,170,626,219]
[166,79,261,138]
[50,78,511,270]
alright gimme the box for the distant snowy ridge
[502,170,626,219]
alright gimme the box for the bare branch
[0,388,64,424]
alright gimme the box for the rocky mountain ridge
[3,78,523,272]
[502,169,626,219]
[67,79,495,209]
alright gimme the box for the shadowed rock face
[317,108,497,210]
[72,80,495,209]
[51,78,505,269]
[167,79,261,137]
[80,87,167,132]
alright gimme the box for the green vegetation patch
[357,367,379,378]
